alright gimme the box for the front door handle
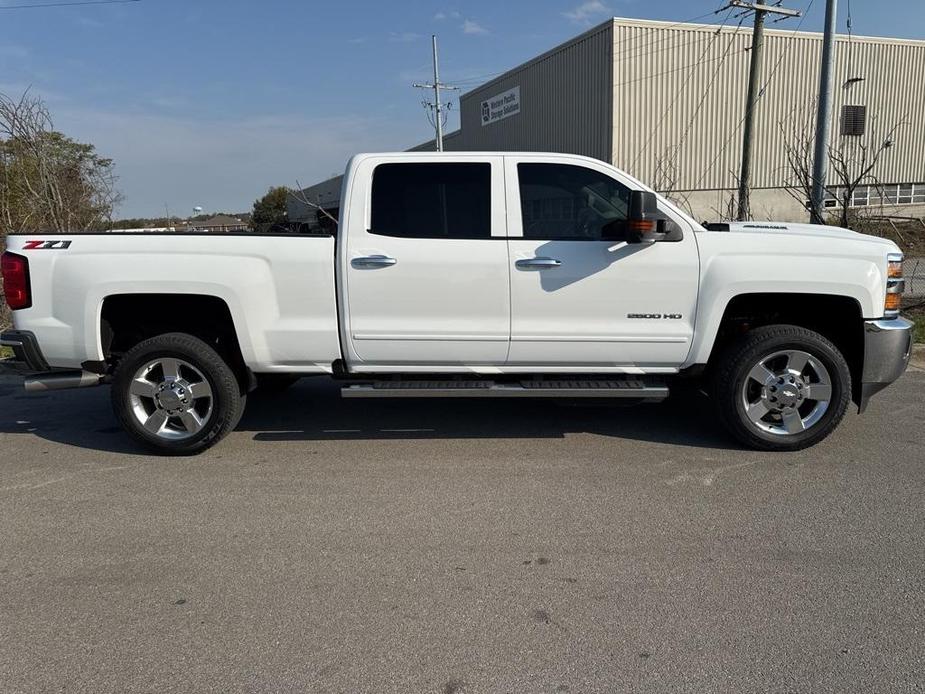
[516,257,562,270]
[352,255,398,269]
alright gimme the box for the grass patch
[903,306,925,343]
[0,345,12,359]
[913,318,925,344]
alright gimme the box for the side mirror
[603,190,683,243]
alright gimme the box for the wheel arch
[99,293,251,387]
[701,292,865,406]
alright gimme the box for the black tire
[711,324,852,451]
[111,332,246,455]
[253,373,301,394]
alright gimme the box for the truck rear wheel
[111,333,245,455]
[712,324,851,451]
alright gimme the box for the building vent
[841,105,867,136]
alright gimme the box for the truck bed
[3,233,341,373]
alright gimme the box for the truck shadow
[0,376,741,453]
[243,378,738,450]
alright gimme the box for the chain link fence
[905,258,925,299]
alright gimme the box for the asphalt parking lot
[1,370,923,693]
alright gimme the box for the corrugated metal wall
[446,23,614,161]
[612,18,925,192]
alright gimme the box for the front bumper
[858,317,914,412]
[0,329,49,373]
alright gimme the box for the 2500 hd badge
[627,313,683,319]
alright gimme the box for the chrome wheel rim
[128,358,214,440]
[741,349,832,436]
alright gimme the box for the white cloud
[462,19,488,35]
[434,10,460,21]
[562,0,612,25]
[388,31,422,43]
[76,16,104,28]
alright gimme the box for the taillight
[1,252,32,310]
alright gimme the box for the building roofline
[611,15,925,46]
[460,15,925,100]
[460,18,614,99]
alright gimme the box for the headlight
[885,253,904,318]
[888,257,903,279]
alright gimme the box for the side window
[370,163,491,239]
[518,163,631,240]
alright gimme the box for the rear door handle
[352,255,397,269]
[516,257,562,270]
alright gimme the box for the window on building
[517,163,631,240]
[370,163,492,239]
[840,105,867,136]
[851,186,870,207]
[914,184,925,204]
[841,183,925,207]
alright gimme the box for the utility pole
[810,0,838,224]
[731,0,800,221]
[413,35,458,151]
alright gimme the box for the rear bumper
[858,318,914,412]
[0,329,49,372]
[1,329,104,391]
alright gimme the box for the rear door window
[370,163,492,239]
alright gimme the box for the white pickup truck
[1,152,913,454]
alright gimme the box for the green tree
[1,91,121,236]
[251,186,291,230]
[1,90,121,329]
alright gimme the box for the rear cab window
[370,163,492,239]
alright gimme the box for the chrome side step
[342,378,668,400]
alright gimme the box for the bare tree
[651,148,695,218]
[780,106,904,229]
[0,89,121,236]
[779,111,817,216]
[290,181,339,232]
[826,123,901,228]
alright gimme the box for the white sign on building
[480,86,521,127]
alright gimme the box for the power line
[613,23,739,70]
[733,0,802,220]
[425,9,735,94]
[670,15,749,160]
[630,8,738,172]
[450,29,734,94]
[0,0,139,8]
[613,47,747,88]
[690,0,816,193]
[611,7,732,60]
[412,35,458,151]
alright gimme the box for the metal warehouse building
[292,17,925,225]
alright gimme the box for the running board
[341,378,669,400]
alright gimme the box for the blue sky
[1,0,923,217]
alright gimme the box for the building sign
[481,86,521,127]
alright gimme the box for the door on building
[504,156,700,369]
[343,157,511,368]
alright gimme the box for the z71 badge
[23,240,72,250]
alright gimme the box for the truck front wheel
[111,333,246,455]
[712,324,852,451]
